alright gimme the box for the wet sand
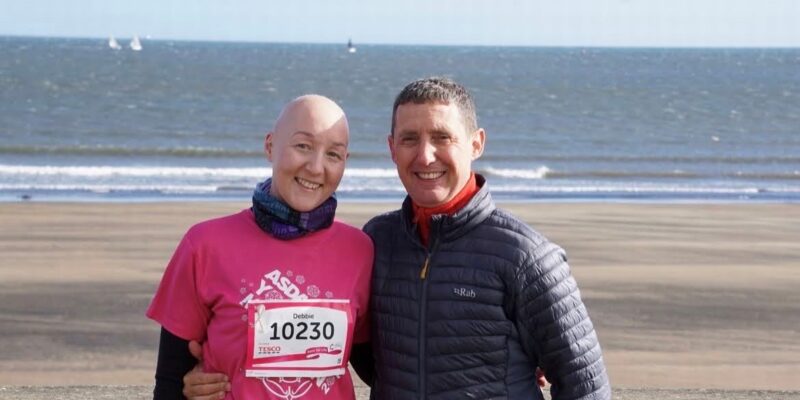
[0,201,798,390]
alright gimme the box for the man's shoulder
[362,208,402,236]
[484,207,550,248]
[485,208,573,277]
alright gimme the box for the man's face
[266,99,349,212]
[389,102,484,207]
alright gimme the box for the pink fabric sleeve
[146,231,210,341]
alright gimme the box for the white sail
[108,36,121,50]
[130,36,142,51]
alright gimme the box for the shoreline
[3,194,800,204]
[1,202,798,390]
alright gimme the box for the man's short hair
[391,77,478,135]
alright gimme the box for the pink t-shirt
[147,209,373,400]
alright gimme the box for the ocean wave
[0,145,262,158]
[3,182,798,195]
[0,183,220,194]
[3,164,798,182]
[0,165,267,178]
[480,153,800,164]
[0,164,403,179]
[343,168,398,178]
[545,170,800,180]
[485,185,769,194]
[4,145,800,166]
[481,166,551,179]
[0,145,394,161]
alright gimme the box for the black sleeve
[349,341,374,387]
[153,327,198,400]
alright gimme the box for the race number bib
[245,300,353,378]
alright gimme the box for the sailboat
[130,36,142,51]
[347,38,356,53]
[108,36,122,50]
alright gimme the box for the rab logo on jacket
[453,287,476,298]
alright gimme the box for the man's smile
[415,171,446,180]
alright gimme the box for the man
[361,77,609,399]
[184,78,610,399]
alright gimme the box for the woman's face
[265,96,349,212]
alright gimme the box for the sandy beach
[0,201,798,391]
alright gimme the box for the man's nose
[416,140,437,165]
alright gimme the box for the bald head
[272,95,349,141]
[264,95,350,211]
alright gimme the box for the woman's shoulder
[327,221,374,269]
[185,209,253,240]
[330,219,371,243]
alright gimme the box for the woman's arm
[154,327,197,399]
[349,341,374,386]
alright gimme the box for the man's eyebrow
[430,129,453,136]
[396,129,418,137]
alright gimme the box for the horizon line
[2,33,799,50]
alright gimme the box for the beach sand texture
[0,202,798,391]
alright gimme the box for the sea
[1,36,799,203]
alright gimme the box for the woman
[148,95,373,399]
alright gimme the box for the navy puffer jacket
[363,176,610,400]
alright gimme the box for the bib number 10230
[267,321,334,341]
[246,299,353,378]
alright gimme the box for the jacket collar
[400,174,496,246]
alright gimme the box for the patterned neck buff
[251,178,337,240]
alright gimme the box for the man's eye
[434,135,452,143]
[327,151,343,160]
[295,143,311,150]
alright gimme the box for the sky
[1,0,798,47]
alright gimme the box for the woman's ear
[264,132,274,161]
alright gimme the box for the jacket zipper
[415,212,442,399]
[418,253,430,399]
[418,229,440,399]
[419,257,430,279]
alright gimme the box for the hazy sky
[1,0,798,47]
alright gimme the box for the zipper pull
[420,256,430,279]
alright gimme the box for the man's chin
[409,192,449,208]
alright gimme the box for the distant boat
[130,36,142,51]
[108,36,122,50]
[347,38,356,53]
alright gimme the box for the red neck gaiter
[412,172,479,247]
